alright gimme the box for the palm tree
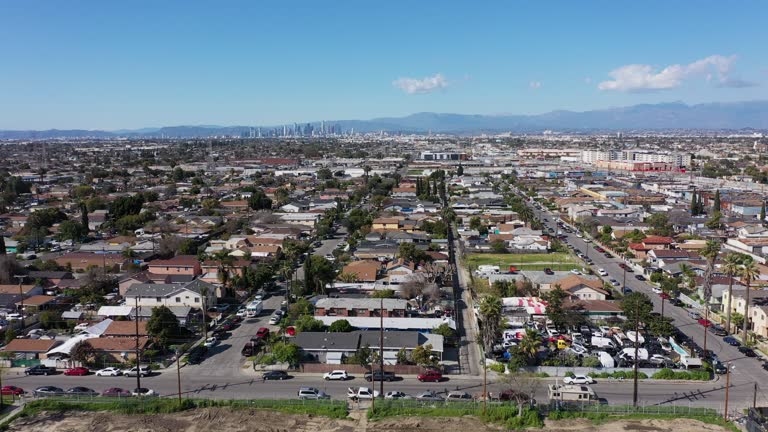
[699,240,721,304]
[518,329,541,361]
[740,259,759,342]
[678,263,696,291]
[478,295,502,354]
[722,253,744,334]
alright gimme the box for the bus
[246,300,263,318]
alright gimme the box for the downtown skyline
[1,1,766,129]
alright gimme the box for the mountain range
[2,100,767,139]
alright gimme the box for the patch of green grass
[6,398,348,424]
[467,253,576,267]
[369,401,543,429]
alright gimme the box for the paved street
[293,227,347,281]
[529,202,768,413]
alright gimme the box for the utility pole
[134,296,142,391]
[379,297,384,401]
[13,275,25,330]
[724,363,731,420]
[632,302,640,407]
[482,357,487,415]
[176,348,182,403]
[754,382,758,409]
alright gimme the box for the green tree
[80,202,89,234]
[723,253,746,333]
[705,211,722,230]
[621,292,653,326]
[646,213,673,236]
[740,259,760,338]
[713,189,721,213]
[490,239,507,253]
[306,255,336,294]
[328,319,355,332]
[398,242,430,264]
[700,240,721,304]
[411,343,436,367]
[478,295,502,354]
[350,344,373,367]
[457,165,464,176]
[518,329,542,362]
[540,285,570,329]
[371,289,395,298]
[432,323,456,339]
[247,189,273,210]
[57,220,86,242]
[71,340,94,364]
[760,201,766,226]
[271,342,301,365]
[146,305,181,349]
[4,327,15,344]
[39,310,64,330]
[294,315,325,332]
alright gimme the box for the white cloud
[598,55,745,92]
[392,73,448,94]
[529,81,542,89]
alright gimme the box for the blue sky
[1,1,766,129]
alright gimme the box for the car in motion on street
[563,374,594,385]
[34,386,65,397]
[323,370,349,381]
[297,387,330,400]
[123,366,152,377]
[102,387,132,397]
[0,386,24,396]
[723,336,740,346]
[66,386,98,396]
[64,366,90,376]
[95,367,122,376]
[262,371,290,380]
[739,346,757,357]
[417,370,443,382]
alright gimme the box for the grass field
[465,253,580,272]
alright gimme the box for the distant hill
[2,100,767,139]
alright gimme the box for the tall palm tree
[518,329,541,361]
[722,253,744,333]
[478,295,503,354]
[740,259,760,342]
[699,240,721,305]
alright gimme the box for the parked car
[204,337,218,348]
[188,346,207,364]
[102,387,132,397]
[697,319,713,327]
[256,327,270,339]
[543,268,554,275]
[347,386,379,400]
[415,390,443,401]
[262,371,290,380]
[34,386,65,397]
[95,367,122,377]
[688,310,702,320]
[634,275,646,281]
[123,366,152,377]
[713,362,728,375]
[297,387,330,400]
[364,370,396,382]
[739,346,757,357]
[236,308,247,317]
[709,325,727,336]
[65,386,98,396]
[445,391,473,401]
[323,370,349,381]
[0,386,24,396]
[25,365,56,376]
[597,269,608,276]
[384,391,412,400]
[417,370,443,382]
[563,374,594,385]
[132,388,158,397]
[268,315,281,325]
[723,336,740,346]
[64,367,90,376]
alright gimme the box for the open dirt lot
[7,408,733,432]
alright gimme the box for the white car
[268,315,281,325]
[204,337,218,347]
[563,374,595,385]
[576,233,583,238]
[384,391,412,400]
[236,308,247,318]
[95,367,122,377]
[323,370,349,381]
[132,388,158,397]
[597,269,608,276]
[570,269,581,275]
[651,287,663,294]
[324,254,335,262]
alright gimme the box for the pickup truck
[24,365,56,376]
[364,370,396,382]
[347,387,380,400]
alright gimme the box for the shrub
[489,363,505,373]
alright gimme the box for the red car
[102,387,132,397]
[1,386,24,396]
[697,318,713,327]
[417,370,443,382]
[256,327,270,338]
[659,292,670,300]
[64,367,90,376]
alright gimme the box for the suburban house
[338,260,381,283]
[1,339,61,360]
[53,252,129,272]
[552,275,609,301]
[123,280,216,309]
[294,330,444,365]
[372,217,401,231]
[103,320,148,338]
[147,255,202,277]
[314,298,409,318]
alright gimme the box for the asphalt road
[529,201,768,413]
[293,227,348,281]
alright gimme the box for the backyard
[466,253,580,272]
